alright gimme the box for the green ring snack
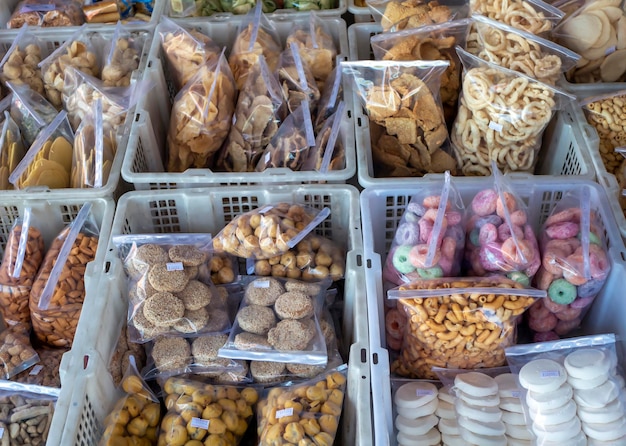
[548,278,577,305]
[417,266,444,279]
[507,271,530,287]
[392,245,415,274]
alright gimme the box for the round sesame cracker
[152,337,191,372]
[132,303,162,339]
[191,334,230,366]
[244,277,285,306]
[177,280,212,311]
[148,263,189,293]
[268,319,315,351]
[216,360,249,383]
[237,305,276,335]
[286,362,325,378]
[204,309,230,332]
[250,361,286,383]
[284,280,322,296]
[234,332,272,350]
[129,244,169,277]
[274,291,314,320]
[143,292,185,327]
[172,307,209,333]
[169,245,208,266]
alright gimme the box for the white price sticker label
[190,417,210,430]
[166,262,184,271]
[416,389,435,397]
[541,370,560,378]
[276,408,294,419]
[254,279,271,288]
[0,427,4,438]
[30,365,44,375]
[489,121,503,132]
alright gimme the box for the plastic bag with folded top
[9,110,74,190]
[0,109,27,190]
[167,51,237,172]
[314,63,342,133]
[0,25,47,95]
[7,0,84,28]
[0,323,39,379]
[13,346,67,387]
[469,0,564,35]
[0,207,44,327]
[367,0,467,32]
[159,17,221,92]
[302,101,345,173]
[255,100,316,172]
[451,47,574,176]
[342,59,458,177]
[388,276,545,379]
[7,81,57,147]
[216,55,287,172]
[228,1,282,90]
[102,22,144,88]
[277,43,321,114]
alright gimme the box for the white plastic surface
[56,184,371,446]
[361,177,626,446]
[348,0,373,21]
[122,18,356,188]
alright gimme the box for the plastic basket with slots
[54,184,371,445]
[122,17,356,189]
[0,196,115,446]
[347,23,596,188]
[360,177,626,446]
[348,0,373,22]
[0,26,152,199]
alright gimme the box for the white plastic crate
[360,177,626,446]
[348,0,373,22]
[121,17,356,189]
[0,26,152,199]
[55,184,371,446]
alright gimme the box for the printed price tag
[489,121,503,132]
[30,365,44,376]
[276,408,294,419]
[166,262,184,271]
[254,279,271,288]
[190,417,210,430]
[541,371,560,378]
[416,389,435,397]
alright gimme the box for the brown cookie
[237,305,276,335]
[284,280,322,296]
[191,334,230,366]
[250,361,286,383]
[172,307,210,334]
[132,303,162,339]
[286,362,325,378]
[244,277,285,306]
[204,309,230,332]
[169,245,208,266]
[267,319,315,351]
[148,263,189,293]
[143,292,185,327]
[234,332,272,350]
[274,291,314,320]
[177,280,212,311]
[152,337,191,372]
[130,244,169,274]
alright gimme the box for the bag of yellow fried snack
[257,364,347,446]
[158,376,259,445]
[167,50,236,172]
[9,110,73,190]
[99,357,162,446]
[0,108,26,190]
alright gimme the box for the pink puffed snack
[529,187,611,340]
[464,167,540,284]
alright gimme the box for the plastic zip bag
[342,59,457,177]
[9,110,74,190]
[388,276,545,379]
[371,19,471,125]
[168,0,197,16]
[0,25,47,95]
[0,109,27,190]
[102,22,144,88]
[228,1,282,90]
[0,386,57,445]
[29,203,100,348]
[7,81,57,147]
[216,55,287,172]
[158,18,221,92]
[107,324,146,387]
[303,100,345,172]
[469,0,565,35]
[367,0,468,32]
[314,62,342,133]
[451,47,574,175]
[255,100,316,172]
[529,185,611,340]
[0,323,39,379]
[7,0,84,28]
[13,346,67,388]
[277,42,321,114]
[464,164,541,282]
[0,208,45,327]
[383,171,466,286]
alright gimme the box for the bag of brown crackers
[342,59,458,178]
[7,0,85,29]
[0,208,44,327]
[29,203,100,348]
[367,0,465,33]
[0,25,48,96]
[0,322,40,379]
[102,21,144,88]
[276,43,321,114]
[314,63,342,133]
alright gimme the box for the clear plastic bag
[107,324,146,387]
[0,323,39,379]
[0,25,47,95]
[0,387,57,445]
[218,276,331,365]
[9,110,74,190]
[302,101,345,172]
[530,185,611,340]
[467,15,580,85]
[388,276,545,379]
[212,202,331,260]
[284,0,337,10]
[255,100,316,172]
[342,59,457,177]
[228,1,282,90]
[7,0,84,28]
[168,0,198,16]
[0,208,45,327]
[276,43,321,114]
[216,55,287,172]
[13,346,67,388]
[371,19,471,125]
[7,81,57,147]
[159,18,222,92]
[469,0,565,35]
[257,364,347,446]
[384,171,466,286]
[29,203,100,348]
[167,51,237,172]
[314,63,342,133]
[464,164,541,282]
[82,0,123,23]
[0,110,27,190]
[451,47,574,175]
[102,22,144,88]
[367,0,467,32]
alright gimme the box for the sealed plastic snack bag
[29,203,100,347]
[167,51,237,172]
[451,47,574,175]
[99,358,162,446]
[229,2,282,89]
[384,171,466,286]
[216,55,287,172]
[0,109,27,190]
[159,18,221,92]
[469,0,564,35]
[302,101,345,172]
[212,202,330,259]
[159,376,258,445]
[9,110,74,190]
[101,22,144,88]
[371,19,471,124]
[530,186,611,340]
[108,324,146,387]
[276,43,321,114]
[0,387,56,445]
[255,101,316,172]
[367,0,462,32]
[466,15,579,86]
[0,207,44,327]
[314,63,342,132]
[7,81,57,147]
[257,364,347,446]
[14,346,67,387]
[464,165,541,283]
[7,0,84,28]
[0,323,39,379]
[389,276,545,379]
[342,59,457,177]
[0,25,47,95]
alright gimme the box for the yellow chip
[22,159,69,188]
[0,166,10,190]
[49,136,73,174]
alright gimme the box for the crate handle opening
[372,352,378,365]
[361,348,367,363]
